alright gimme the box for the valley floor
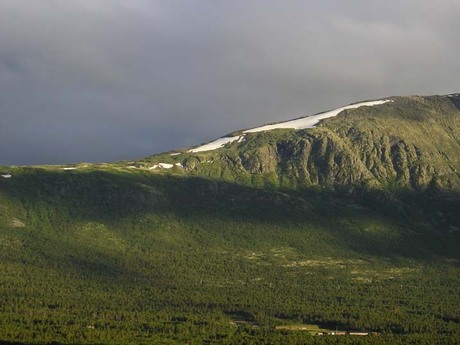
[0,169,459,344]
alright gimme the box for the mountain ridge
[137,94,460,192]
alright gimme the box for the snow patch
[127,166,137,169]
[175,163,183,167]
[243,100,392,133]
[61,167,77,170]
[170,153,181,156]
[1,174,12,178]
[189,136,241,153]
[150,163,175,170]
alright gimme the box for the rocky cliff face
[145,95,460,192]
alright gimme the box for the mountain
[142,94,460,191]
[0,94,459,344]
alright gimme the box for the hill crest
[138,94,460,192]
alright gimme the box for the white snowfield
[189,136,242,153]
[61,167,77,170]
[150,163,178,170]
[243,100,392,133]
[1,174,12,178]
[188,99,392,153]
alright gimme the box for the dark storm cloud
[1,0,459,165]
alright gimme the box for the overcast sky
[1,0,459,165]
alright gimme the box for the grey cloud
[0,0,459,165]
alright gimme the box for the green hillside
[0,94,459,344]
[143,95,460,191]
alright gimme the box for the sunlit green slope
[144,94,460,191]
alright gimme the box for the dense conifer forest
[0,168,459,344]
